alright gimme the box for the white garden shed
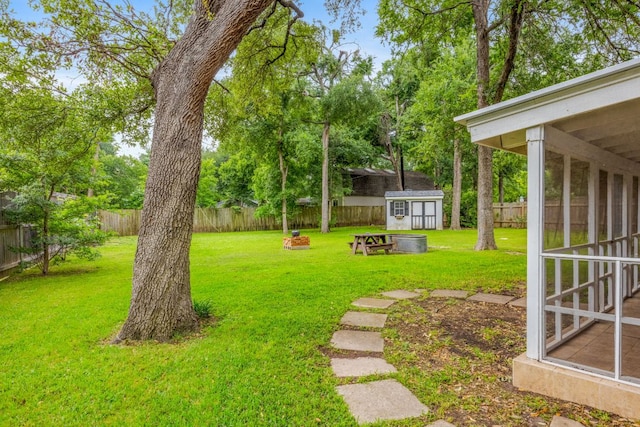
[456,58,640,419]
[385,190,444,231]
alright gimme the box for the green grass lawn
[0,227,526,426]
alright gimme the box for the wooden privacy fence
[0,192,35,274]
[99,206,386,236]
[493,202,527,228]
[0,225,34,274]
[0,225,21,273]
[543,199,590,233]
[99,209,142,236]
[493,201,593,231]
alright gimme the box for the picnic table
[350,233,395,255]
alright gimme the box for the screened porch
[540,151,640,384]
[455,59,640,418]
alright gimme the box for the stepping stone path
[330,330,384,353]
[328,288,527,425]
[550,415,587,427]
[467,292,516,305]
[351,297,396,309]
[381,290,421,299]
[549,415,584,427]
[509,296,527,308]
[336,379,429,424]
[340,311,387,328]
[427,421,457,427]
[331,357,397,377]
[430,289,468,299]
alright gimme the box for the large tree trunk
[472,0,525,249]
[320,121,331,233]
[380,108,404,191]
[475,145,497,250]
[472,0,497,250]
[394,97,405,190]
[278,143,289,234]
[87,142,100,198]
[450,137,462,230]
[42,207,50,275]
[380,112,403,190]
[115,0,274,342]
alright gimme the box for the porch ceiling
[455,59,640,163]
[552,98,640,163]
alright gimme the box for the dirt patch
[384,297,638,426]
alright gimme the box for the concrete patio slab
[330,357,397,377]
[509,297,527,308]
[336,379,429,424]
[467,293,515,305]
[340,311,388,328]
[331,330,384,352]
[352,298,396,309]
[430,289,468,299]
[381,290,421,299]
[513,353,640,419]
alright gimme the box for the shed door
[411,201,436,230]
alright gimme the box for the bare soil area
[384,296,639,426]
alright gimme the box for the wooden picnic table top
[350,233,394,255]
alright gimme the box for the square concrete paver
[381,290,421,299]
[331,330,384,352]
[352,298,396,309]
[550,415,587,427]
[330,357,397,377]
[427,421,457,427]
[340,311,388,328]
[430,289,468,299]
[467,293,515,305]
[336,379,429,424]
[509,297,527,308]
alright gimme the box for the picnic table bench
[350,233,395,255]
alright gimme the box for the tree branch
[98,0,168,63]
[580,0,624,60]
[400,0,471,17]
[212,78,231,94]
[265,0,304,65]
[492,0,526,104]
[615,0,640,30]
[247,1,279,34]
[278,0,304,18]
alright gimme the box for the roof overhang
[454,59,640,157]
[385,190,445,201]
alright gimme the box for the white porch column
[588,161,598,312]
[526,126,545,359]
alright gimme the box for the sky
[297,0,390,68]
[8,0,388,65]
[8,1,390,156]
[9,0,389,69]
